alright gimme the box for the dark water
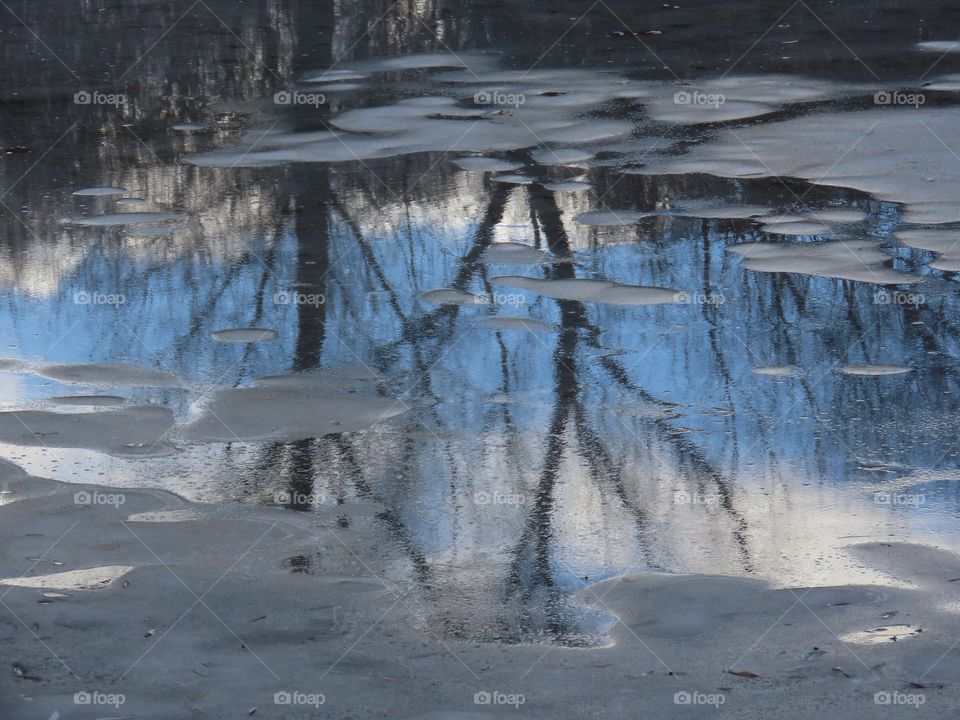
[2,0,960,645]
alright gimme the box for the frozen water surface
[211,327,279,343]
[7,1,960,715]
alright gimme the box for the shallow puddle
[3,0,960,651]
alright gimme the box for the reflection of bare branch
[571,404,657,565]
[531,183,754,572]
[350,181,513,388]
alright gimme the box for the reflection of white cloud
[0,167,282,296]
[0,228,88,298]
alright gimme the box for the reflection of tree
[502,185,755,642]
[7,0,960,649]
[264,153,959,643]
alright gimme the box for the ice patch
[840,624,922,644]
[70,212,184,226]
[211,328,279,343]
[73,187,126,196]
[543,181,591,192]
[490,174,534,185]
[492,276,681,305]
[188,84,633,167]
[483,242,555,265]
[421,288,488,306]
[838,365,913,376]
[531,148,593,166]
[454,157,520,172]
[676,202,773,219]
[896,228,960,272]
[0,406,175,456]
[0,358,31,373]
[183,376,404,442]
[753,366,804,377]
[916,41,960,53]
[762,222,832,236]
[0,565,134,590]
[38,363,180,388]
[646,75,850,125]
[48,395,126,407]
[302,69,369,83]
[807,208,867,224]
[728,240,918,284]
[647,108,960,225]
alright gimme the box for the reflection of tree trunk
[504,186,605,640]
[293,169,331,371]
[332,435,435,586]
[280,0,335,510]
[505,319,576,638]
[275,168,333,510]
[530,184,753,572]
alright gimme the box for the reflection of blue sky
[2,174,960,640]
[0,231,300,401]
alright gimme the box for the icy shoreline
[2,459,959,719]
